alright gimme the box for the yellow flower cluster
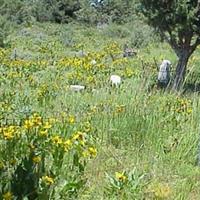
[83,147,97,158]
[0,125,19,140]
[164,97,193,116]
[0,46,49,69]
[50,129,97,158]
[104,42,122,56]
[175,97,192,114]
[3,192,13,200]
[51,135,63,145]
[24,113,43,129]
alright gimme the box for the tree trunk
[173,51,190,90]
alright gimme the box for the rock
[70,85,85,92]
[110,75,121,87]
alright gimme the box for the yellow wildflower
[125,68,134,78]
[24,119,34,129]
[3,131,14,140]
[72,131,86,146]
[115,172,127,182]
[63,139,72,151]
[86,75,95,84]
[2,126,16,140]
[83,121,92,132]
[3,192,13,200]
[88,147,97,158]
[39,129,48,137]
[43,121,52,129]
[42,175,54,185]
[32,114,42,126]
[51,135,63,145]
[72,131,84,141]
[68,115,75,124]
[32,156,41,163]
[82,150,89,158]
[80,140,85,146]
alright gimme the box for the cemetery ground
[1,21,200,199]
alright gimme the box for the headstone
[157,60,171,88]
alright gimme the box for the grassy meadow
[1,21,200,199]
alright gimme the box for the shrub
[76,0,137,25]
[0,0,33,24]
[130,22,157,48]
[0,15,11,47]
[103,23,131,39]
[34,0,81,23]
[0,114,97,199]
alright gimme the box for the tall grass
[1,22,200,199]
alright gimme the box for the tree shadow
[183,82,200,93]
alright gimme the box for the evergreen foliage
[137,0,200,89]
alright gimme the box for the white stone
[110,75,121,87]
[70,85,85,92]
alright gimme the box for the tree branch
[191,37,200,53]
[161,31,180,56]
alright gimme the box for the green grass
[1,21,200,199]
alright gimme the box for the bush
[130,22,157,48]
[76,0,137,25]
[0,0,81,24]
[103,23,131,38]
[0,15,12,47]
[0,0,33,24]
[34,0,81,23]
[0,0,138,25]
